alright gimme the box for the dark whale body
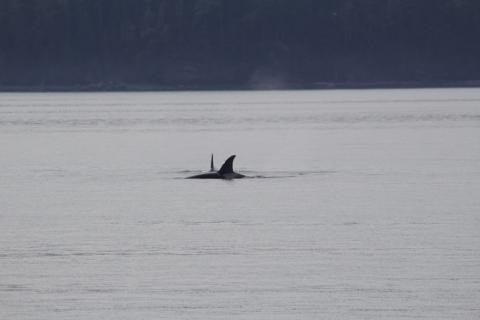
[186,155,245,179]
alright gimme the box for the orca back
[186,172,223,179]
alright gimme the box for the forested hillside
[1,0,479,90]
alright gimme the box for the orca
[209,153,215,172]
[186,155,246,179]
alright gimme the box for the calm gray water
[1,89,479,319]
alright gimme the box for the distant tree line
[0,0,479,89]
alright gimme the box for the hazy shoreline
[1,81,480,93]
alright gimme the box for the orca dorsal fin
[210,154,215,171]
[218,155,236,175]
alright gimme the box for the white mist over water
[1,89,479,319]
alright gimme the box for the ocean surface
[1,89,479,319]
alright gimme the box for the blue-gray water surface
[1,89,479,319]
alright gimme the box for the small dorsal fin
[219,155,236,175]
[210,154,215,171]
